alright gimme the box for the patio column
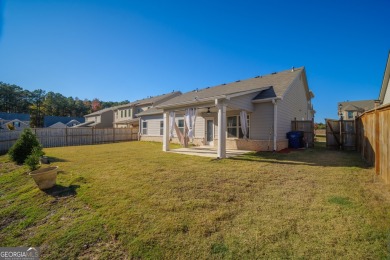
[217,100,227,158]
[163,111,170,151]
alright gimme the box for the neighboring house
[113,91,181,128]
[139,67,315,158]
[48,120,83,128]
[44,116,85,128]
[337,100,376,120]
[379,51,390,106]
[0,119,29,131]
[76,107,115,128]
[0,112,30,130]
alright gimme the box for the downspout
[272,99,278,151]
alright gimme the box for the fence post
[65,127,68,146]
[375,110,380,175]
[113,128,116,142]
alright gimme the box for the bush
[8,128,43,164]
[25,147,43,171]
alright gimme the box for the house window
[13,121,20,127]
[124,110,127,118]
[178,119,184,134]
[160,121,164,136]
[347,111,354,119]
[142,121,148,135]
[227,115,250,138]
[227,116,237,138]
[121,110,123,118]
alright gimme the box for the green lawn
[1,141,390,259]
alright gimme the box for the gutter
[252,96,282,104]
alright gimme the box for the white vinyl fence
[0,128,138,154]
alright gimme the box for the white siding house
[379,51,390,106]
[139,67,315,157]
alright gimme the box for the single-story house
[113,91,181,128]
[379,51,390,106]
[44,116,85,128]
[0,112,30,130]
[337,100,376,120]
[138,67,315,158]
[48,120,82,128]
[0,119,30,131]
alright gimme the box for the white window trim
[142,121,148,135]
[226,114,250,139]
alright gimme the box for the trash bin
[286,131,304,148]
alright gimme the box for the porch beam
[163,111,170,151]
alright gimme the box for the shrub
[8,128,43,164]
[25,147,43,171]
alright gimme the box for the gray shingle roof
[136,107,162,116]
[339,100,376,112]
[85,107,115,117]
[114,91,182,110]
[157,67,304,109]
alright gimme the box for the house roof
[44,116,85,127]
[0,112,30,121]
[74,121,96,127]
[48,122,68,128]
[114,91,182,110]
[157,67,305,109]
[136,107,162,116]
[379,51,390,104]
[85,107,115,117]
[338,100,376,112]
[115,118,140,124]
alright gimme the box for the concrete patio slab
[168,146,254,158]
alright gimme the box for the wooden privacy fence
[356,104,390,184]
[291,119,314,147]
[326,119,356,150]
[0,127,138,154]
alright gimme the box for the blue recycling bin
[286,131,304,148]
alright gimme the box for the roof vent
[255,76,260,78]
[236,80,241,82]
[291,66,295,72]
[222,83,226,85]
[271,72,277,75]
[207,87,210,89]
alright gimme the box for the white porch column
[217,101,227,158]
[163,111,170,151]
[272,99,278,151]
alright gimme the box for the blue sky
[0,0,389,122]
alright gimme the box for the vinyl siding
[99,111,114,128]
[250,102,274,140]
[194,116,205,138]
[227,92,258,111]
[141,114,196,138]
[277,72,310,139]
[384,79,390,105]
[140,115,163,136]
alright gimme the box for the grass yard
[1,141,390,259]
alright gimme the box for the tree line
[0,82,129,127]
